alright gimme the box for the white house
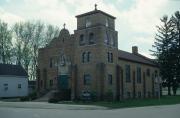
[0,64,28,98]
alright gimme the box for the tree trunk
[168,86,171,96]
[167,80,171,96]
[172,87,177,96]
[2,51,5,64]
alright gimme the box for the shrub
[91,91,97,102]
[29,92,37,100]
[20,96,29,101]
[104,90,113,101]
[48,98,59,103]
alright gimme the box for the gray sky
[0,0,180,58]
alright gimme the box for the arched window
[105,30,110,45]
[87,52,91,62]
[107,52,113,63]
[110,35,116,47]
[79,34,85,46]
[82,52,86,63]
[82,52,91,63]
[49,58,53,68]
[43,68,47,89]
[89,33,95,44]
[105,18,109,27]
[113,38,116,47]
[85,18,91,27]
[84,74,91,85]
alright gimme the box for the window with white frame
[18,84,21,89]
[4,83,8,91]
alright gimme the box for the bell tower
[74,5,119,100]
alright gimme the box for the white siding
[0,76,28,97]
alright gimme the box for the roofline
[118,57,159,68]
[134,53,155,63]
[0,75,28,78]
[76,10,116,19]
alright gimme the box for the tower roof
[76,10,116,19]
[58,28,70,38]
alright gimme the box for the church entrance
[58,75,69,89]
[57,75,71,100]
[55,52,72,101]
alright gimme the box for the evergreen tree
[152,15,175,95]
[171,11,180,95]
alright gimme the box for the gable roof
[76,10,116,19]
[118,50,158,67]
[0,64,28,76]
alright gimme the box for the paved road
[0,102,180,118]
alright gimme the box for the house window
[18,84,21,89]
[84,74,91,85]
[50,80,53,87]
[89,33,95,44]
[82,52,91,63]
[125,65,131,82]
[79,34,85,46]
[85,18,91,27]
[108,74,113,85]
[137,67,141,83]
[107,52,113,63]
[4,83,8,91]
[146,68,150,76]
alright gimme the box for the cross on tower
[95,4,97,10]
[63,23,66,29]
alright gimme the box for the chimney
[132,46,138,54]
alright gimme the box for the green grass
[59,95,180,109]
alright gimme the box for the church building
[37,6,160,100]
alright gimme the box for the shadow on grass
[59,95,180,109]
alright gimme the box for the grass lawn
[59,95,180,109]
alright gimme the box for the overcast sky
[0,0,180,58]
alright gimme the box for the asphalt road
[0,102,180,118]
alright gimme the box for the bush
[104,90,113,101]
[81,91,91,102]
[20,96,29,101]
[48,98,59,103]
[29,92,37,100]
[91,91,97,102]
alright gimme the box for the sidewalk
[0,101,107,110]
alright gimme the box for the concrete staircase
[34,90,55,102]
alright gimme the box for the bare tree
[44,24,59,45]
[13,21,35,75]
[0,20,13,64]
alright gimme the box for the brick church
[37,5,160,100]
